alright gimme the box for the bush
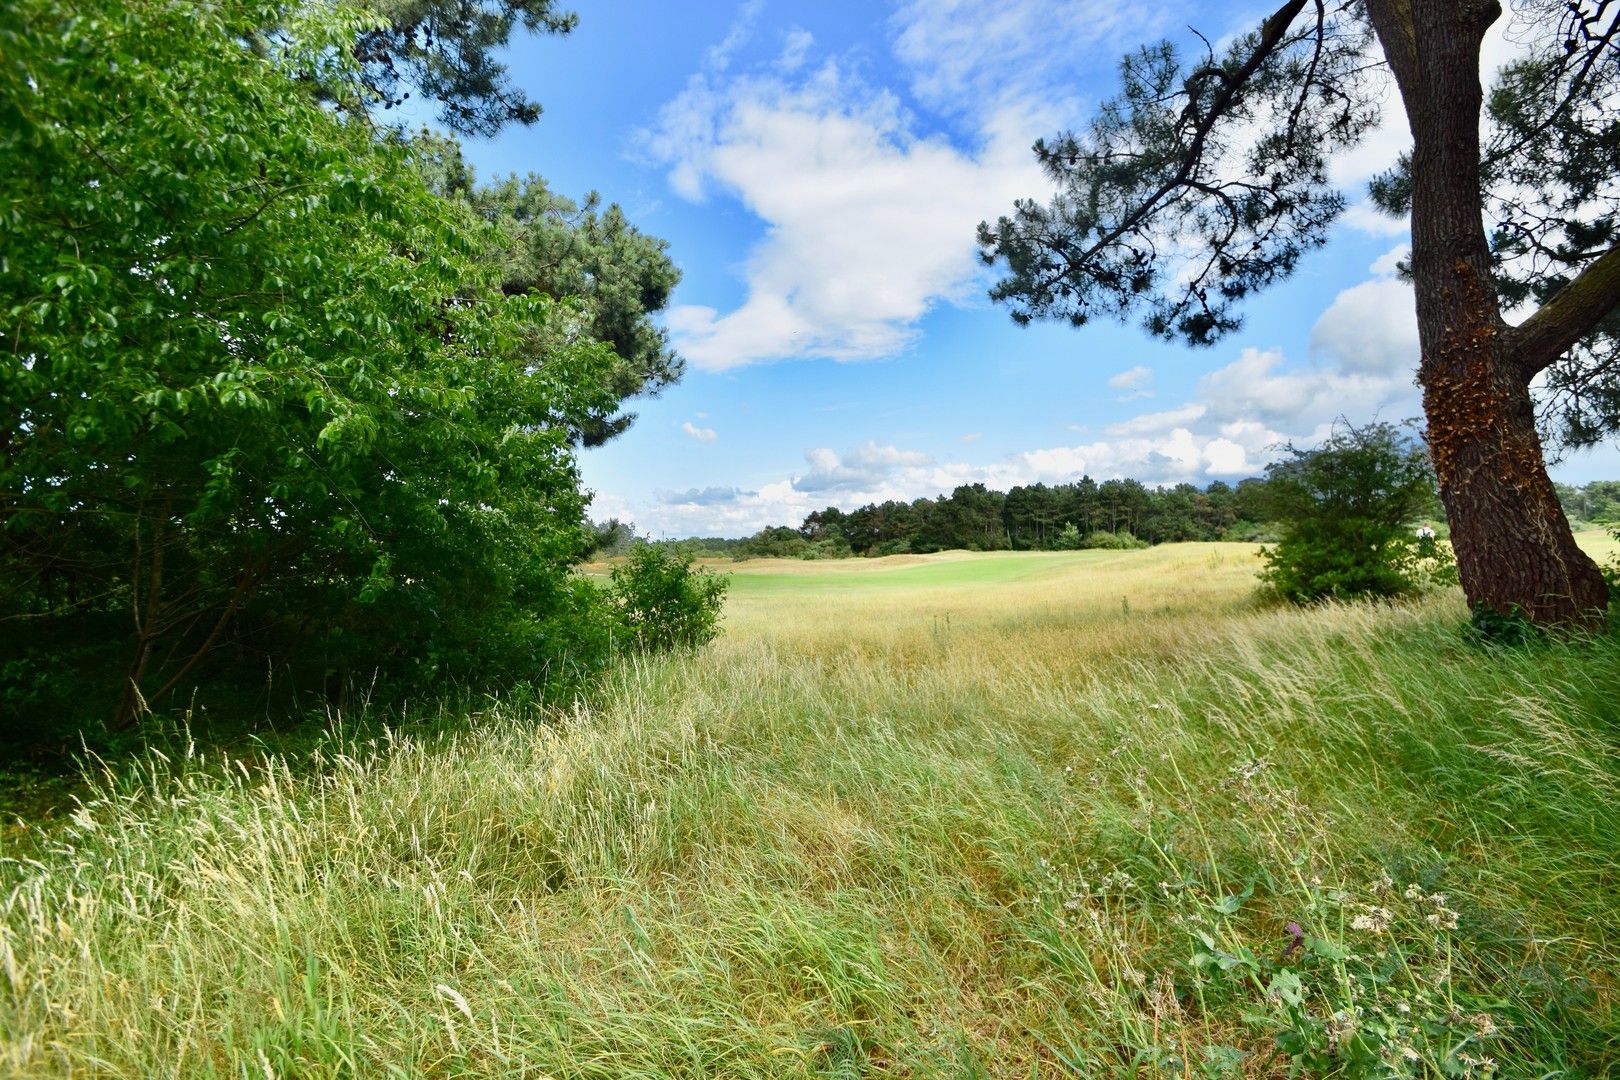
[1082,529,1148,550]
[1604,524,1620,604]
[1257,422,1446,603]
[1052,523,1084,550]
[803,537,853,560]
[608,545,729,652]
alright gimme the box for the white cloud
[793,442,934,493]
[648,58,1050,370]
[961,431,983,442]
[644,0,1148,373]
[1107,364,1154,401]
[1199,346,1415,431]
[1105,403,1206,437]
[660,485,752,506]
[889,0,1161,117]
[1310,280,1419,377]
[1301,246,1420,381]
[1369,243,1409,278]
[777,28,814,73]
[705,0,762,72]
[682,421,718,443]
[1340,199,1409,237]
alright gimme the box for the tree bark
[1366,0,1610,627]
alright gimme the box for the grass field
[3,538,1619,1077]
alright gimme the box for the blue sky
[459,0,1620,538]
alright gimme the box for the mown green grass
[3,539,1619,1077]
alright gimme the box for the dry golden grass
[4,538,1619,1077]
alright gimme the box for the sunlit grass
[4,540,1619,1076]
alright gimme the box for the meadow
[3,537,1619,1077]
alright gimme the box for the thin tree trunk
[115,501,169,730]
[1367,0,1609,627]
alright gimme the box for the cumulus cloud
[1369,244,1409,278]
[1310,281,1419,376]
[639,0,1151,373]
[1308,245,1419,381]
[1199,346,1416,431]
[648,60,1048,370]
[792,442,934,493]
[1018,423,1273,486]
[1340,199,1409,237]
[682,421,718,442]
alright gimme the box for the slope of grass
[3,543,1619,1077]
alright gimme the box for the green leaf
[1306,936,1350,961]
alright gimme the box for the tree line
[659,477,1309,561]
[654,474,1620,565]
[1555,481,1620,527]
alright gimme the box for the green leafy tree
[0,0,616,732]
[1257,423,1443,601]
[414,135,683,445]
[980,0,1619,627]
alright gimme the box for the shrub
[1082,529,1148,550]
[608,545,729,652]
[1602,523,1620,605]
[1257,422,1444,603]
[803,537,853,560]
[1052,523,1084,550]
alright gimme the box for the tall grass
[3,545,1618,1076]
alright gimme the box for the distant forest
[592,478,1620,561]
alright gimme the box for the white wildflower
[1351,906,1393,934]
[1426,906,1460,930]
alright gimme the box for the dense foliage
[1257,423,1448,602]
[607,545,728,653]
[0,0,700,745]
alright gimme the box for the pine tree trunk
[1367,0,1610,627]
[1422,335,1610,626]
